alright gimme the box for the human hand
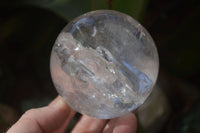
[7,96,137,133]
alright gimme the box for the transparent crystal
[50,10,159,119]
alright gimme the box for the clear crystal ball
[50,10,159,119]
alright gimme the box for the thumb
[7,96,73,133]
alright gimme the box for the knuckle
[22,109,37,118]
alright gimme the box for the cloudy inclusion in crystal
[50,10,159,119]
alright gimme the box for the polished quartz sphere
[50,10,159,119]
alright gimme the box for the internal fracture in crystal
[50,10,159,119]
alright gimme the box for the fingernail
[50,96,69,109]
[119,113,136,120]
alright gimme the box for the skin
[7,96,137,133]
